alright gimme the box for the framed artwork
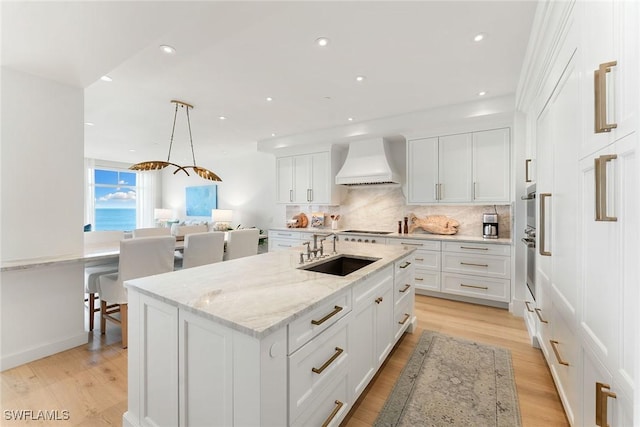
[186,185,217,216]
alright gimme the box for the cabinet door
[438,133,472,202]
[407,137,438,203]
[276,157,294,203]
[293,155,311,203]
[309,152,330,203]
[374,281,394,366]
[472,128,510,202]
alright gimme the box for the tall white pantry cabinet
[520,1,638,426]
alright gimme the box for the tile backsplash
[285,186,512,239]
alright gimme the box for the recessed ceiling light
[129,149,136,152]
[348,117,354,121]
[160,45,176,54]
[355,75,366,82]
[100,75,112,82]
[84,122,94,126]
[315,37,330,47]
[218,116,227,120]
[271,133,276,137]
[266,97,273,102]
[474,33,485,42]
[478,91,487,96]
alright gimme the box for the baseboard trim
[1,333,87,371]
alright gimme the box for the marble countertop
[125,241,415,339]
[269,227,512,245]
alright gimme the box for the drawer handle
[399,261,412,269]
[415,257,425,261]
[415,277,424,281]
[312,347,344,374]
[525,301,535,313]
[398,313,411,325]
[311,305,343,326]
[460,246,488,251]
[535,308,549,324]
[375,297,384,304]
[460,262,489,267]
[321,400,344,427]
[460,283,489,290]
[550,340,570,366]
[399,284,411,293]
[401,242,423,246]
[596,382,617,427]
[277,244,292,247]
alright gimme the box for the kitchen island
[124,240,416,427]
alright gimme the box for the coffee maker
[482,213,499,239]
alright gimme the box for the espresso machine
[482,213,499,239]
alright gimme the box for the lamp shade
[211,209,233,223]
[154,208,174,221]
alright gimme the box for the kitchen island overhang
[124,241,416,427]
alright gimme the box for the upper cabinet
[407,128,510,204]
[276,149,343,205]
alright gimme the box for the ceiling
[2,1,537,165]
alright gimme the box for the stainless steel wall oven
[521,184,536,299]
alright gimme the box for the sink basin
[300,255,380,276]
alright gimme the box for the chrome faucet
[313,232,338,255]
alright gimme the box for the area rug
[374,330,522,427]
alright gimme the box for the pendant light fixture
[130,99,222,182]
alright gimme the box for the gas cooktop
[340,230,393,235]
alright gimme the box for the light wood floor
[0,295,569,426]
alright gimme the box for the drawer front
[288,290,351,354]
[414,267,440,291]
[441,253,510,279]
[387,238,441,251]
[291,367,350,427]
[442,241,510,256]
[268,230,301,239]
[289,314,350,421]
[394,272,414,306]
[269,237,301,251]
[394,293,414,341]
[299,232,317,241]
[412,249,440,270]
[394,255,415,277]
[441,272,510,302]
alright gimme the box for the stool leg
[100,300,107,334]
[89,293,96,331]
[121,304,128,349]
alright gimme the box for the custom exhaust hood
[335,138,401,185]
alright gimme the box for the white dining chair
[132,227,171,238]
[98,235,175,348]
[223,228,260,261]
[181,231,225,269]
[84,230,124,331]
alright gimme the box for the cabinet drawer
[269,238,301,251]
[288,290,351,353]
[441,272,510,302]
[414,267,440,292]
[394,255,415,277]
[291,366,350,427]
[441,253,510,279]
[289,314,350,421]
[412,249,440,270]
[394,273,414,306]
[548,309,579,423]
[387,238,441,251]
[442,241,510,256]
[394,292,414,342]
[268,230,301,239]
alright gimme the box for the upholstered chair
[181,231,225,269]
[223,229,260,261]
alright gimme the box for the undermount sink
[299,255,380,276]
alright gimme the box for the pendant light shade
[130,100,222,182]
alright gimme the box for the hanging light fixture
[130,99,222,181]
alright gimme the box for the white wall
[161,150,276,232]
[1,67,84,260]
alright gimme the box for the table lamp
[154,208,174,227]
[212,209,233,231]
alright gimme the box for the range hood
[335,138,401,185]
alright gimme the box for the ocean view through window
[93,169,137,231]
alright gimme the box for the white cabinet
[473,128,511,202]
[350,265,394,398]
[387,238,441,293]
[276,150,343,205]
[268,230,302,251]
[407,128,510,204]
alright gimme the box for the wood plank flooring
[0,295,569,426]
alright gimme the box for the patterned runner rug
[374,330,522,427]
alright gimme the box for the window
[92,168,138,231]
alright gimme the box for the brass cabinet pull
[539,193,552,256]
[549,340,569,366]
[460,283,489,290]
[439,183,443,200]
[460,246,489,251]
[398,313,411,325]
[321,400,344,427]
[596,382,617,427]
[415,277,424,281]
[375,297,383,304]
[594,61,618,133]
[595,154,618,222]
[312,347,343,374]
[399,284,411,293]
[525,159,532,182]
[311,305,343,326]
[535,308,549,324]
[525,301,535,313]
[289,189,293,202]
[434,183,439,200]
[460,262,489,267]
[415,257,425,261]
[399,261,412,269]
